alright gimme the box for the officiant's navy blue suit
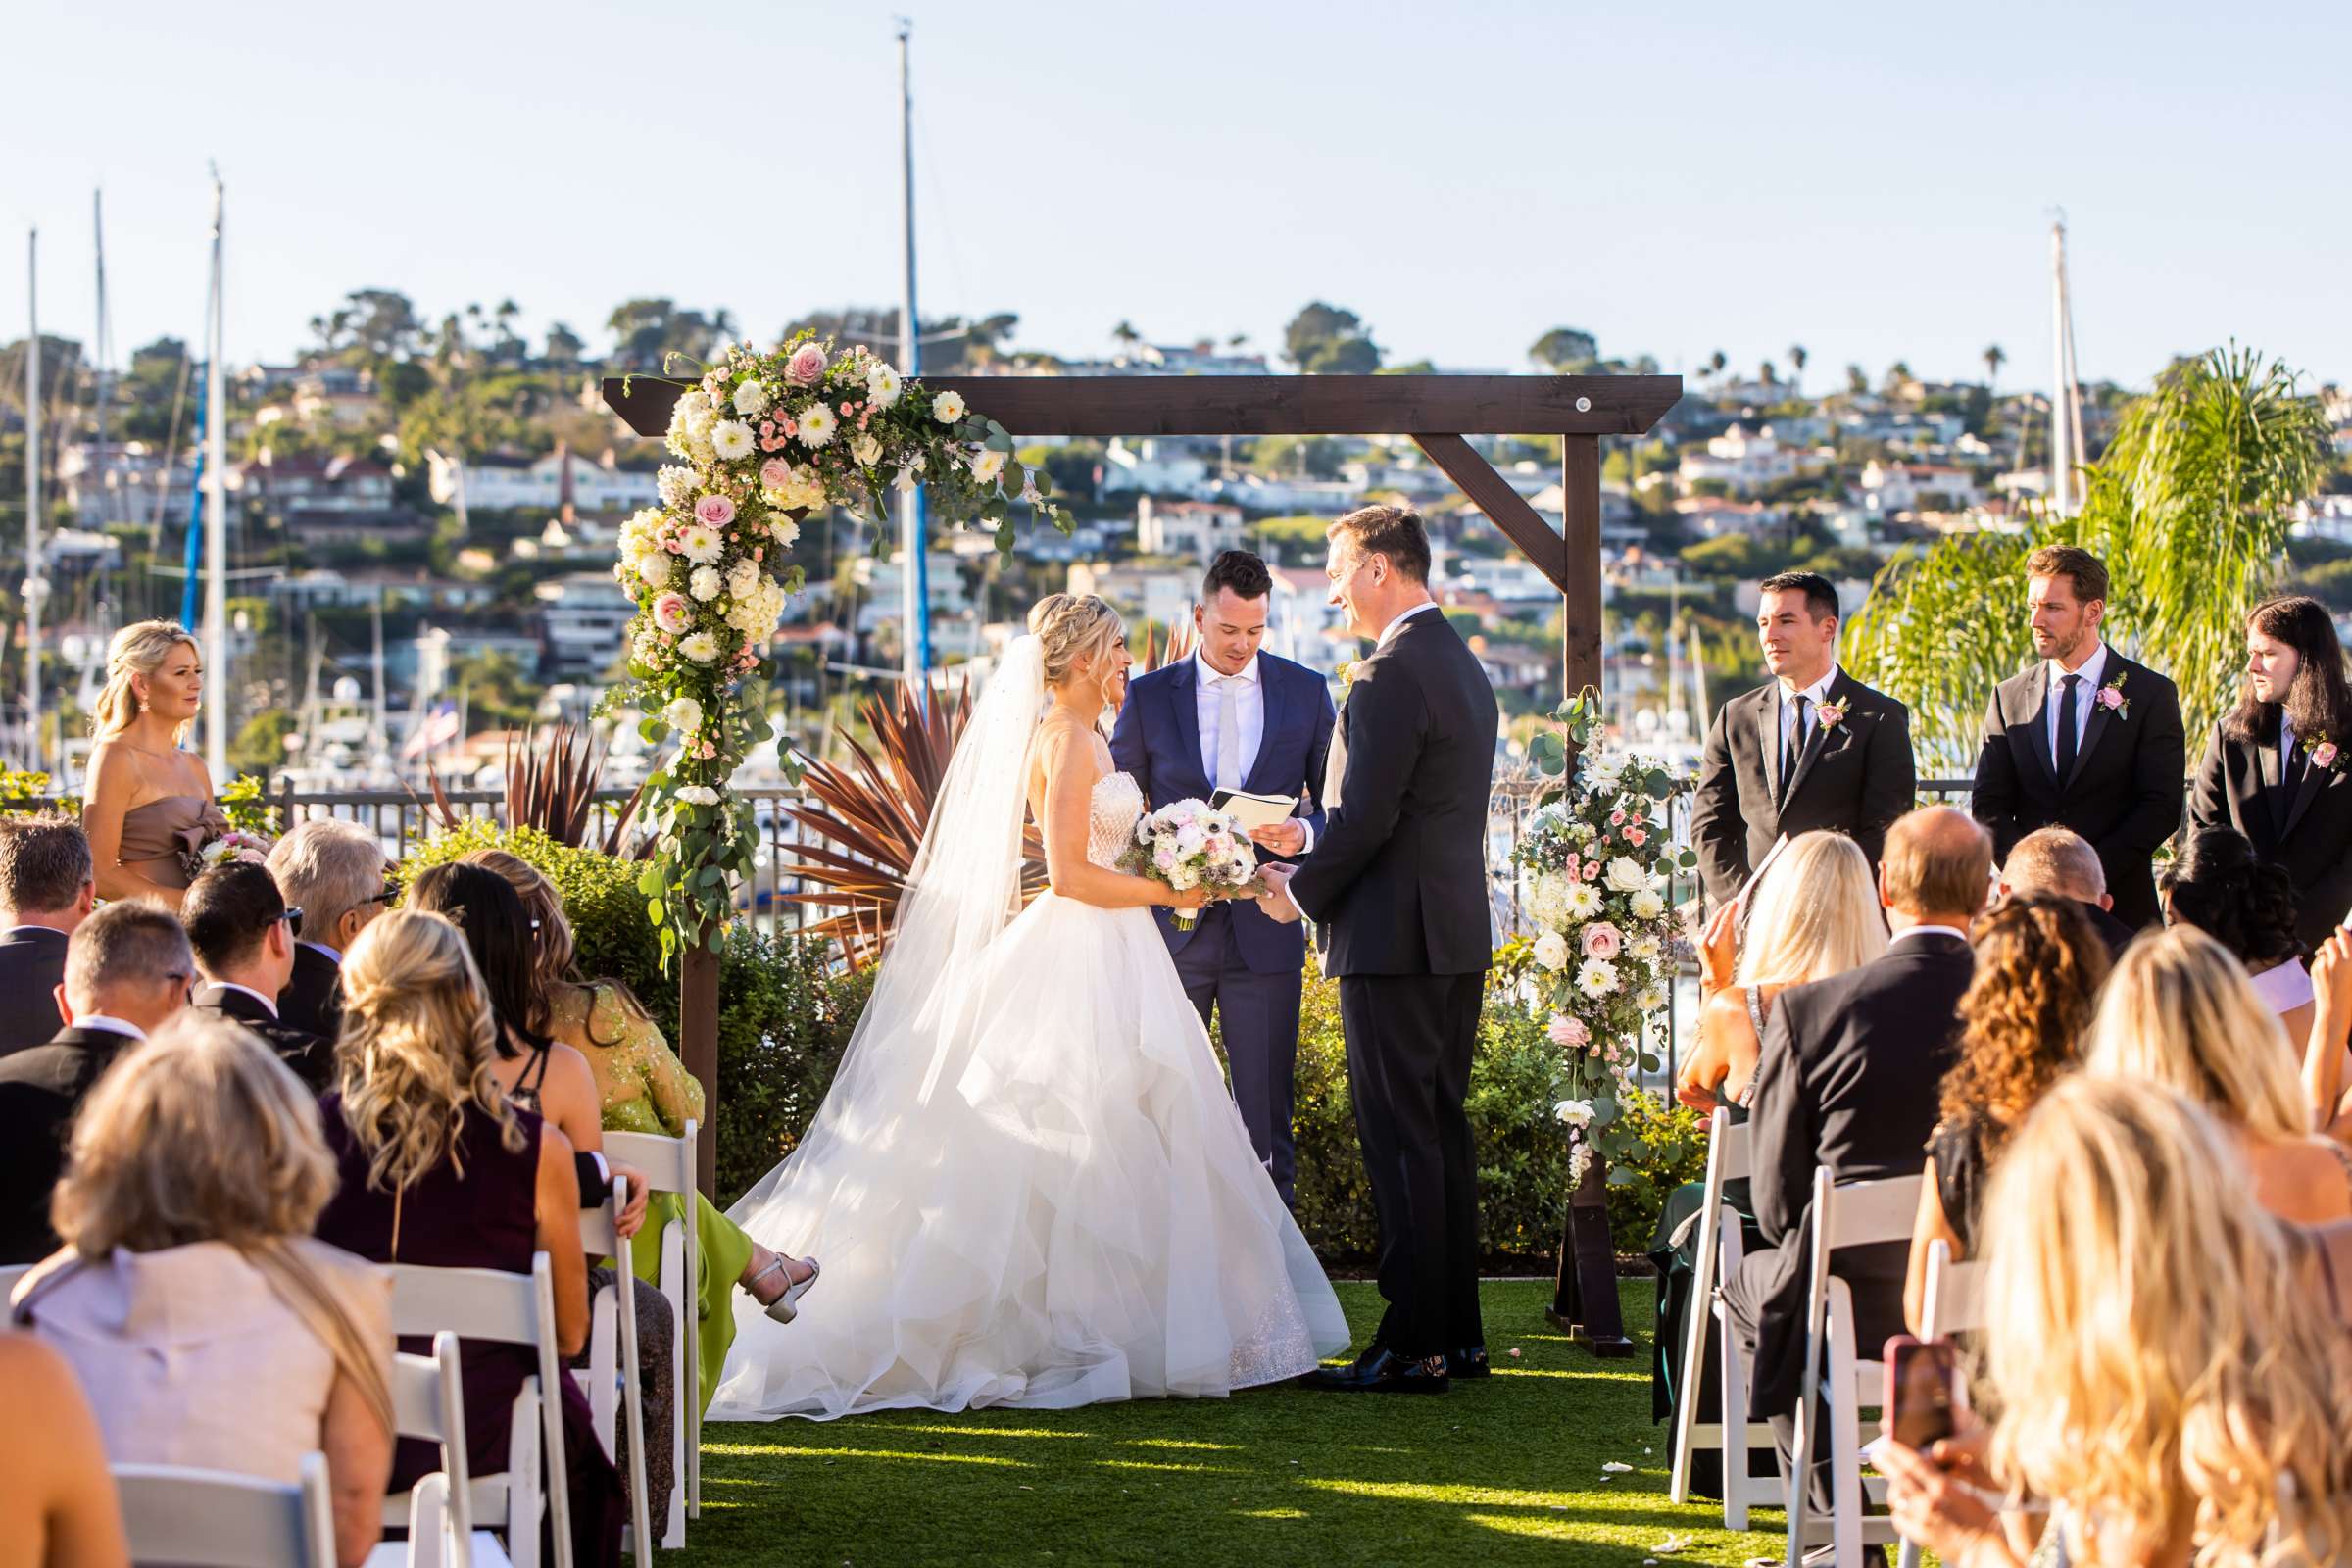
[1111,650,1336,1205]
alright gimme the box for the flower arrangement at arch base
[612,333,1071,961]
[1514,688,1696,1197]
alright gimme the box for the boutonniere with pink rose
[1815,700,1848,731]
[2095,672,2131,719]
[2309,734,2346,774]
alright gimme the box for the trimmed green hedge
[401,827,1707,1253]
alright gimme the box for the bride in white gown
[711,593,1348,1421]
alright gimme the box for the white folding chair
[573,1176,656,1562]
[364,1331,495,1568]
[1894,1240,1988,1568]
[1669,1107,1783,1526]
[1787,1168,1927,1568]
[389,1253,570,1568]
[605,1122,699,1549]
[115,1450,337,1567]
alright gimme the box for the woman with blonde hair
[312,908,624,1568]
[1902,894,2110,1333]
[1675,830,1887,1112]
[1883,1076,2352,1567]
[710,592,1347,1419]
[463,847,809,1413]
[79,619,222,909]
[11,1011,394,1568]
[2083,924,2352,1225]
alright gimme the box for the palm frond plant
[781,677,1047,969]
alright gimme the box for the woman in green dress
[467,849,817,1413]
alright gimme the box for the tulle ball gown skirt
[710,891,1349,1421]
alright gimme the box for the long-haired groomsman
[1691,571,1916,911]
[1972,545,2185,932]
[2190,595,2352,951]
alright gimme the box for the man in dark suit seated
[1998,825,2135,960]
[0,900,194,1262]
[0,815,96,1058]
[265,819,393,1040]
[1721,806,1990,1516]
[182,860,332,1091]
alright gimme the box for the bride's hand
[1161,884,1211,912]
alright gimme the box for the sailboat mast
[2048,220,2079,517]
[203,169,228,776]
[93,191,109,528]
[896,17,932,686]
[24,226,42,772]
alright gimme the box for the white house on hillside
[428,448,661,514]
[1676,424,1814,496]
[1137,498,1247,562]
[1100,438,1211,495]
[1859,460,1984,514]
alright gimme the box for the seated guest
[183,860,331,1091]
[266,819,391,1040]
[2163,825,2314,1043]
[314,909,624,1568]
[0,1332,128,1566]
[1883,1078,2352,1568]
[0,815,95,1058]
[14,1013,393,1568]
[1902,895,2110,1333]
[471,848,820,1413]
[0,900,192,1263]
[2084,925,2352,1225]
[1677,830,1887,1114]
[1995,824,2134,959]
[2189,593,2352,953]
[1721,806,1990,1513]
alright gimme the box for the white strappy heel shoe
[749,1253,821,1324]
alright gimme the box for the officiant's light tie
[1216,674,1243,791]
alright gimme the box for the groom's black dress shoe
[1300,1347,1450,1394]
[1446,1346,1491,1379]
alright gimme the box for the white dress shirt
[1890,924,1971,947]
[206,981,281,1019]
[1777,664,1841,765]
[1378,600,1442,650]
[2044,641,2109,760]
[296,938,344,965]
[1194,650,1265,788]
[74,1015,147,1040]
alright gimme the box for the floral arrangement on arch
[1514,688,1696,1192]
[612,333,1069,961]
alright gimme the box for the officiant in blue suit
[1111,549,1338,1206]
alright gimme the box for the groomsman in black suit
[1972,546,2186,932]
[0,816,95,1057]
[1691,571,1916,910]
[182,861,333,1092]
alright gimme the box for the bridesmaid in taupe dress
[79,620,220,912]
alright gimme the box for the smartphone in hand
[1883,1335,1962,1451]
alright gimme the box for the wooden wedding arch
[605,370,1682,1351]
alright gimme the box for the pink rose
[1625,827,1646,847]
[695,495,735,528]
[1581,921,1624,960]
[653,593,692,635]
[2317,743,2341,770]
[1582,861,1601,881]
[2095,685,2123,710]
[785,343,828,385]
[1609,809,1626,826]
[1547,1014,1591,1051]
[1561,854,1581,880]
[760,458,794,494]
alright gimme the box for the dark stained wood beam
[603,373,1680,440]
[1560,434,1604,700]
[1411,434,1568,589]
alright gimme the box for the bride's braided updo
[1027,593,1125,688]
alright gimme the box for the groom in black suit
[1260,506,1496,1395]
[1971,545,2186,931]
[1691,570,1916,909]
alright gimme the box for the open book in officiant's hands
[1210,788,1299,834]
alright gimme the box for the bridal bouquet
[1516,689,1695,1191]
[1119,799,1263,930]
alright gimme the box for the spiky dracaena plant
[413,721,647,858]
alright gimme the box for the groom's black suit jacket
[1288,609,1497,973]
[1971,649,2185,932]
[1690,669,1916,908]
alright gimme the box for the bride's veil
[729,636,1048,1209]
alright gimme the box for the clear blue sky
[11,0,2346,396]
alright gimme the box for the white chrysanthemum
[932,390,966,423]
[656,466,696,509]
[710,419,756,462]
[732,379,772,417]
[866,365,902,407]
[850,433,883,466]
[1635,986,1668,1014]
[797,404,838,447]
[1575,957,1619,999]
[1629,888,1666,922]
[679,631,720,663]
[1563,880,1603,918]
[1632,934,1664,962]
[1553,1099,1595,1130]
[661,696,703,735]
[689,565,722,602]
[769,515,802,548]
[1532,930,1570,972]
[1604,856,1647,893]
[679,525,723,565]
[970,448,1007,485]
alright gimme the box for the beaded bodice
[1089,771,1146,870]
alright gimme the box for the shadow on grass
[678,1280,1787,1567]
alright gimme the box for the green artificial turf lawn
[672,1278,1789,1566]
